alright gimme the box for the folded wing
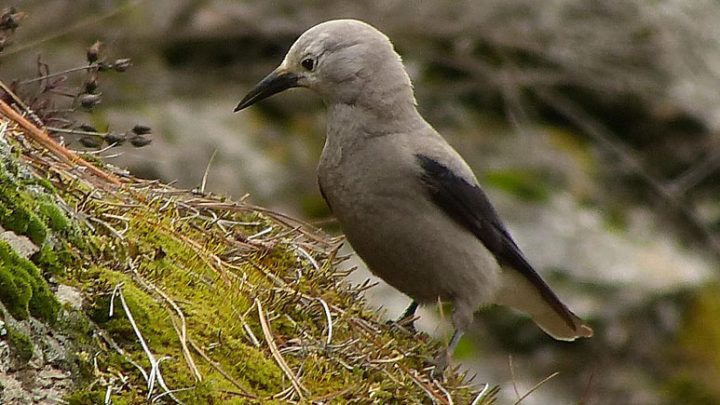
[416,154,592,340]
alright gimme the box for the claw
[430,350,451,379]
[386,300,419,333]
[429,329,463,379]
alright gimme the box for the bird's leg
[431,329,464,379]
[396,300,419,331]
[431,302,472,378]
[387,300,419,332]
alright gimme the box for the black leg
[446,328,463,353]
[431,329,463,379]
[398,301,419,322]
[387,300,419,333]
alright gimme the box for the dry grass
[0,86,496,403]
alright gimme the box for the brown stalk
[0,97,122,186]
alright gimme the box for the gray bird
[235,19,592,374]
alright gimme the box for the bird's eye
[301,58,315,71]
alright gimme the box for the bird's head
[235,19,414,112]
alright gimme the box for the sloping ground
[0,99,492,403]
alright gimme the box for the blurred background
[2,1,720,403]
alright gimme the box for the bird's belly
[336,193,502,306]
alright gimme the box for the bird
[235,19,592,375]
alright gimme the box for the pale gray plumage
[235,19,592,373]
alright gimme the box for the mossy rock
[5,324,34,363]
[0,102,484,403]
[0,241,60,323]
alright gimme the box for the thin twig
[0,82,36,124]
[472,384,500,405]
[19,65,98,84]
[471,384,490,405]
[104,384,112,405]
[89,217,125,239]
[513,371,560,405]
[46,125,109,137]
[295,244,320,271]
[187,339,257,399]
[256,298,309,400]
[316,298,333,347]
[434,380,454,405]
[0,97,122,186]
[137,272,203,382]
[95,329,148,383]
[113,285,181,403]
[199,149,218,195]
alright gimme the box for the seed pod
[104,132,126,145]
[130,136,152,147]
[86,40,102,64]
[80,135,103,148]
[78,124,97,133]
[79,93,101,109]
[0,10,25,31]
[112,58,132,72]
[85,74,98,93]
[131,124,152,135]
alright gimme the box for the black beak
[234,69,299,112]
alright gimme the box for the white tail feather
[495,270,593,341]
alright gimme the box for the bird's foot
[386,300,419,333]
[397,315,418,333]
[428,329,463,379]
[429,349,451,380]
[385,316,418,334]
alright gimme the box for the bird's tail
[495,269,593,341]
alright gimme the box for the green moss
[6,324,33,363]
[0,262,33,320]
[85,267,214,395]
[38,200,71,233]
[0,83,480,403]
[0,241,60,323]
[0,160,72,246]
[2,205,30,235]
[34,177,57,193]
[228,341,284,391]
[26,213,48,245]
[89,271,164,342]
[32,243,65,275]
[65,389,106,405]
[56,309,96,381]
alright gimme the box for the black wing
[416,154,576,330]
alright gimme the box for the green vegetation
[0,108,485,403]
[6,324,33,363]
[484,168,551,202]
[0,240,60,323]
